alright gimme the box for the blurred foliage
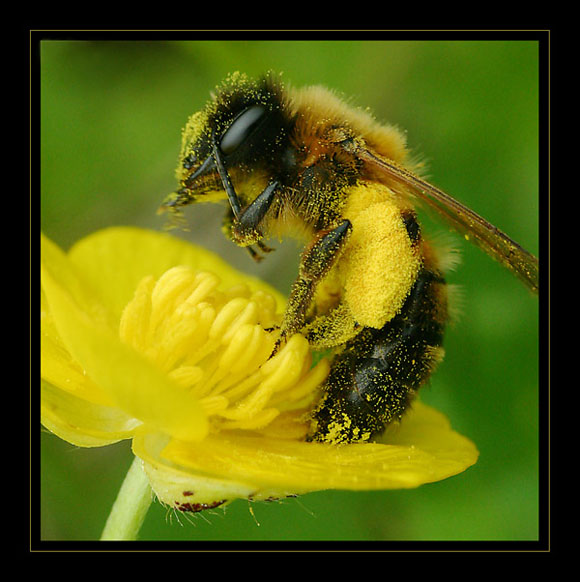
[40,38,541,542]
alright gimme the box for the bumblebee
[160,72,539,444]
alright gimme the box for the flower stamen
[119,266,328,437]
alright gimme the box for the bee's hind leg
[274,219,352,352]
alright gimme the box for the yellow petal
[67,227,287,323]
[41,232,114,329]
[136,433,252,511]
[41,233,116,406]
[41,380,139,447]
[134,401,478,510]
[41,257,209,442]
[41,312,114,408]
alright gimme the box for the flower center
[118,266,328,434]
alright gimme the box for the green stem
[100,456,153,541]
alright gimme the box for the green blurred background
[40,38,541,542]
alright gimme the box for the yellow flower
[41,227,478,516]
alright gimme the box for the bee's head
[160,72,293,213]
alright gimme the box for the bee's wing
[347,143,539,294]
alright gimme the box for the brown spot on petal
[174,499,227,512]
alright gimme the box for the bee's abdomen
[309,267,447,443]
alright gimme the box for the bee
[160,72,539,444]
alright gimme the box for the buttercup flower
[41,227,478,538]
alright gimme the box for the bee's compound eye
[220,105,266,155]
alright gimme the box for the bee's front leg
[230,181,279,261]
[276,219,352,351]
[231,181,278,245]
